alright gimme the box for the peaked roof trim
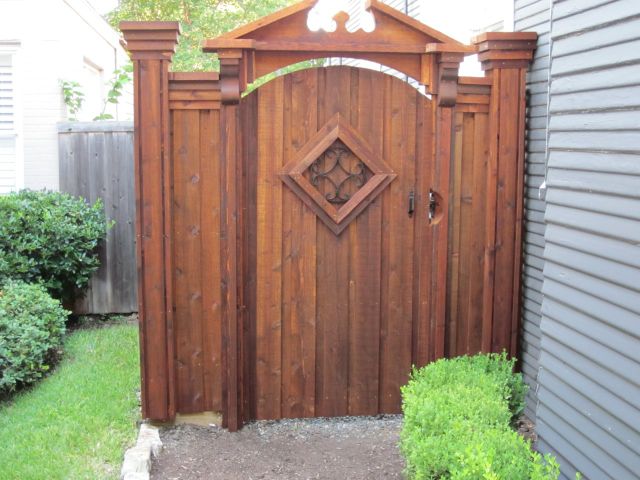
[217,0,463,46]
[365,1,461,45]
[219,0,316,39]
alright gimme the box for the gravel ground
[151,415,405,480]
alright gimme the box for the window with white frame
[79,59,104,121]
[0,51,18,193]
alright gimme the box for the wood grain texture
[348,69,383,416]
[314,68,351,417]
[255,77,284,420]
[137,58,173,420]
[58,124,138,315]
[239,66,436,421]
[124,19,534,425]
[220,103,241,430]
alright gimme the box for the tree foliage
[107,0,297,72]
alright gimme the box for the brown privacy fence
[121,0,536,431]
[58,122,137,314]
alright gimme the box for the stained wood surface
[170,109,223,414]
[446,110,490,356]
[130,65,528,423]
[136,57,173,420]
[123,17,535,427]
[240,67,434,419]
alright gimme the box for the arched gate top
[202,0,479,104]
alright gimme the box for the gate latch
[428,189,439,222]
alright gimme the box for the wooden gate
[120,0,537,431]
[242,67,437,419]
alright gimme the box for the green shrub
[0,282,68,395]
[0,190,110,304]
[401,353,560,480]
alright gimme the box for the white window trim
[0,42,23,190]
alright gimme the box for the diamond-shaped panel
[280,113,396,235]
[304,139,372,206]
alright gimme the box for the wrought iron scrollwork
[309,143,369,204]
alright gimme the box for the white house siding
[0,0,132,191]
[0,48,20,193]
[514,0,551,422]
[532,0,640,479]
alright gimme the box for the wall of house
[514,0,551,422]
[519,0,640,478]
[0,0,132,191]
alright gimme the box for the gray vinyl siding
[515,0,551,421]
[534,0,640,479]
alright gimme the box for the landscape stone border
[120,423,163,480]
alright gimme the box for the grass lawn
[0,321,140,480]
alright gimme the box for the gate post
[217,48,243,432]
[121,22,180,421]
[473,32,537,357]
[429,50,465,361]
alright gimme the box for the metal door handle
[428,189,439,222]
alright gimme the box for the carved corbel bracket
[436,58,462,107]
[218,49,244,105]
[425,44,471,107]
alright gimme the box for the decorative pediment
[203,0,477,106]
[203,0,474,96]
[210,0,461,46]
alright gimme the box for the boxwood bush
[0,190,109,304]
[0,282,68,395]
[401,353,560,480]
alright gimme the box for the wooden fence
[58,121,137,314]
[121,2,536,431]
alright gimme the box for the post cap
[120,21,181,60]
[472,32,538,70]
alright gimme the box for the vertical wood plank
[241,91,259,421]
[457,113,476,355]
[447,112,464,356]
[161,60,177,420]
[412,94,435,368]
[281,71,318,418]
[315,67,351,417]
[255,78,284,420]
[467,113,489,353]
[220,104,241,430]
[482,70,500,353]
[510,69,527,359]
[347,69,383,416]
[379,77,417,413]
[174,110,205,412]
[138,59,172,419]
[200,109,223,411]
[493,69,520,353]
[432,105,454,361]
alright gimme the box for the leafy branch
[60,80,85,121]
[94,64,133,121]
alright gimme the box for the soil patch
[151,415,404,480]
